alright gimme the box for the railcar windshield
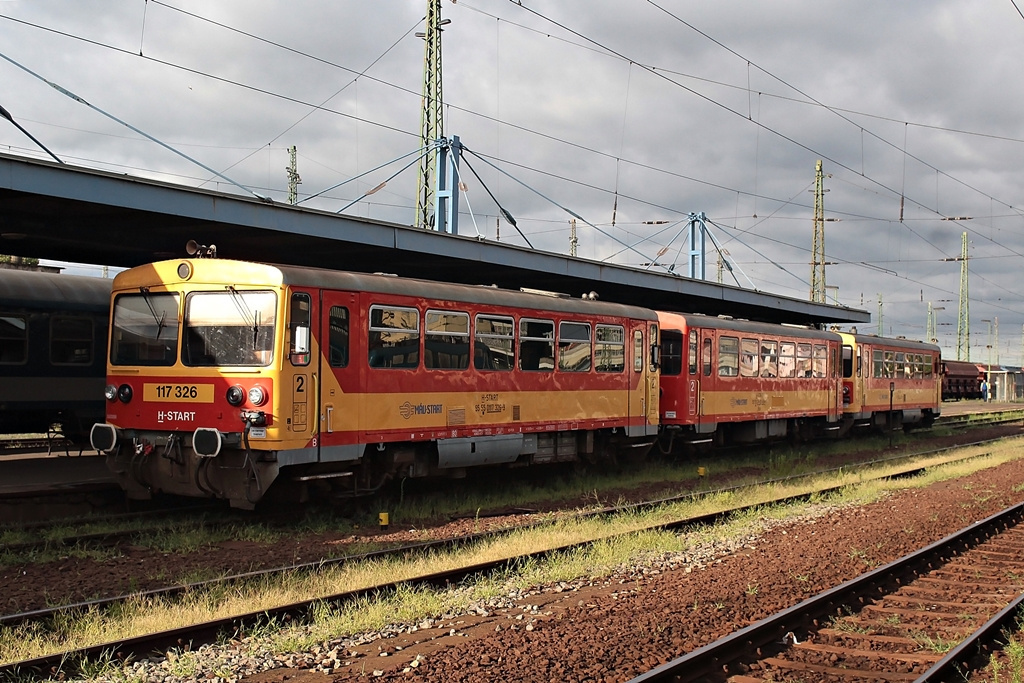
[110,292,181,366]
[183,290,277,367]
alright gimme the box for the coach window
[559,322,592,372]
[812,345,827,378]
[328,306,349,368]
[475,314,514,370]
[51,316,93,365]
[110,292,180,367]
[796,343,812,378]
[688,330,698,375]
[718,336,739,377]
[596,324,626,373]
[872,349,883,378]
[924,353,934,377]
[884,351,896,378]
[740,338,758,377]
[520,319,554,371]
[369,305,420,369]
[895,352,906,378]
[0,315,27,364]
[779,342,796,378]
[660,329,682,376]
[425,310,470,370]
[760,340,778,378]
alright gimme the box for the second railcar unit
[91,258,661,508]
[657,312,844,448]
[0,268,111,439]
[839,332,941,430]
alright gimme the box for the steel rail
[0,440,1014,677]
[625,501,1024,683]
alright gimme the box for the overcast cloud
[2,0,1023,363]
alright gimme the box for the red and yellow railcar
[838,332,941,430]
[657,312,843,448]
[91,258,661,508]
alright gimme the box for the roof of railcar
[0,268,111,311]
[115,259,661,321]
[838,332,940,353]
[657,310,842,342]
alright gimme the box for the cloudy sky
[2,0,1023,363]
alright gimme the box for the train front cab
[839,332,941,432]
[657,312,843,450]
[92,258,662,509]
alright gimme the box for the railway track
[627,501,1024,683]
[0,436,1016,678]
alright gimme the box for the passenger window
[425,310,470,370]
[702,337,712,376]
[873,350,884,378]
[475,314,514,371]
[740,338,758,377]
[328,306,349,368]
[760,340,778,378]
[797,343,812,378]
[660,329,683,376]
[812,345,827,378]
[559,321,591,372]
[0,314,27,364]
[369,305,420,368]
[718,336,739,377]
[520,319,554,371]
[779,342,796,378]
[596,324,626,373]
[50,316,93,365]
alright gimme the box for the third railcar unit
[91,259,660,508]
[839,332,941,430]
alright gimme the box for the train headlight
[226,385,245,406]
[117,383,133,403]
[247,385,267,407]
[104,384,118,401]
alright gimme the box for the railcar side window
[884,351,895,378]
[923,353,933,378]
[51,316,93,365]
[740,338,758,377]
[559,321,592,372]
[760,340,778,378]
[660,329,683,376]
[895,352,906,378]
[688,330,698,375]
[183,291,276,367]
[596,324,626,373]
[110,292,180,366]
[520,318,554,371]
[0,314,27,364]
[369,305,420,369]
[329,306,349,368]
[796,343,812,378]
[872,349,883,378]
[718,336,739,377]
[702,337,712,376]
[475,314,514,370]
[425,310,470,370]
[779,342,796,378]
[812,345,827,378]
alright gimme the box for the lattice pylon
[415,0,444,229]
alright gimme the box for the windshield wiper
[227,286,259,350]
[139,286,166,340]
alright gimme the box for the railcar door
[686,328,700,420]
[828,342,840,421]
[317,290,362,464]
[284,289,320,455]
